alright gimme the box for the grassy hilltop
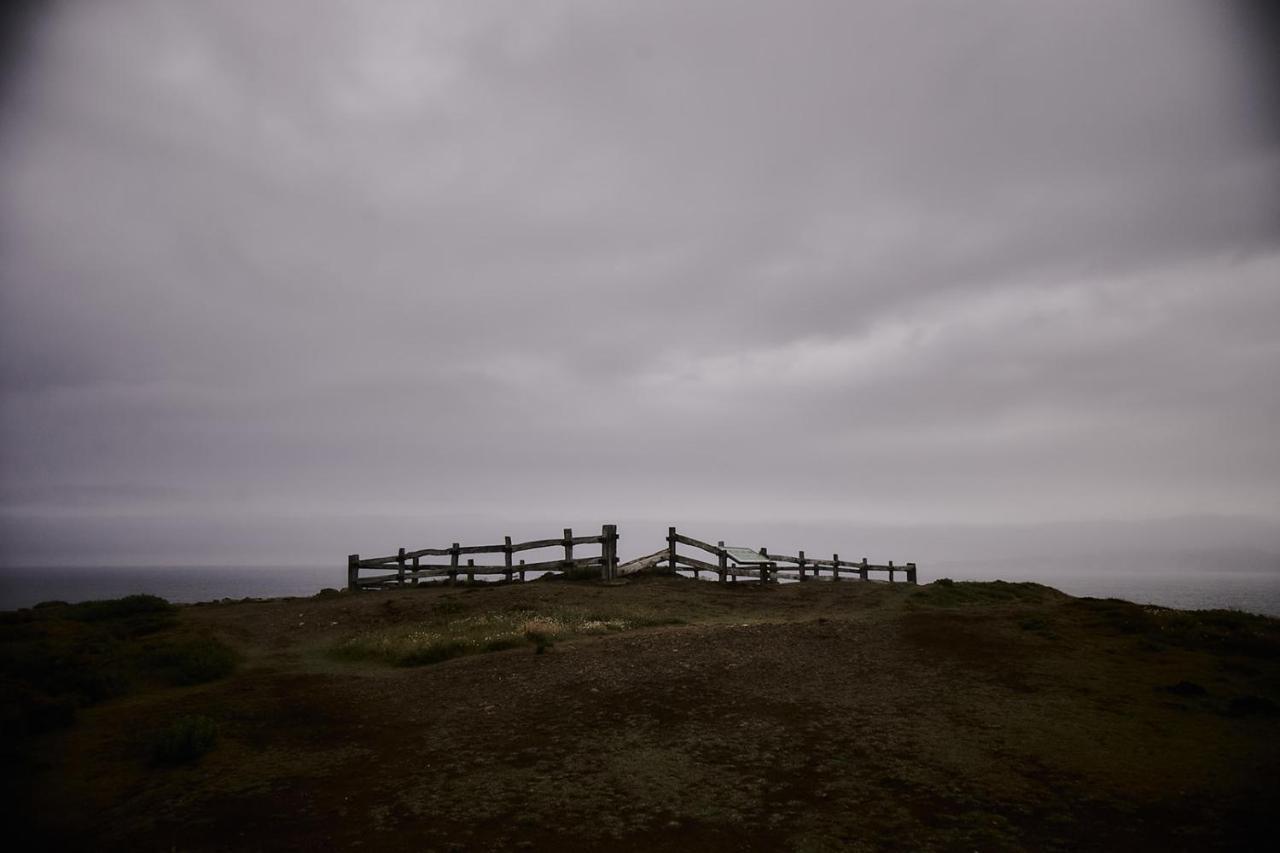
[3,575,1279,851]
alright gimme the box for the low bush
[1072,600,1280,658]
[1,595,237,747]
[146,636,238,686]
[912,580,1063,608]
[151,715,218,765]
[330,606,679,667]
[398,640,468,667]
[67,595,175,634]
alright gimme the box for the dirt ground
[8,575,1280,851]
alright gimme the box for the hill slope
[5,576,1279,851]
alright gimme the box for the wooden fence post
[348,554,360,591]
[906,562,917,584]
[601,524,618,580]
[467,558,475,584]
[519,559,526,583]
[718,542,728,583]
[833,554,840,582]
[563,528,573,573]
[412,554,420,585]
[668,527,677,574]
[888,560,895,583]
[397,547,406,586]
[797,549,806,581]
[504,536,513,583]
[449,543,460,585]
[860,558,869,581]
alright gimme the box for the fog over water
[1,2,1278,606]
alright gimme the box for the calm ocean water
[1,564,1278,617]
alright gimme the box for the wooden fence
[640,526,917,584]
[347,524,620,591]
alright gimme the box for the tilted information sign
[724,546,771,564]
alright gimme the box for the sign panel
[724,546,771,564]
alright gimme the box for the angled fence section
[658,526,917,584]
[348,524,619,591]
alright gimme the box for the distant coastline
[2,563,1279,617]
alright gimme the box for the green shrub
[60,594,177,638]
[398,640,468,667]
[481,637,524,653]
[913,580,1063,608]
[67,594,174,623]
[562,566,602,581]
[146,637,238,685]
[151,715,218,765]
[0,683,77,737]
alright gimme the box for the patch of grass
[0,595,235,742]
[481,636,524,653]
[66,594,174,624]
[330,605,683,667]
[144,636,239,686]
[1071,599,1280,658]
[434,599,466,616]
[150,714,218,765]
[1226,695,1279,717]
[1164,681,1207,696]
[562,565,605,581]
[911,580,1064,608]
[398,640,469,667]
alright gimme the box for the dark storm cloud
[1,0,1278,565]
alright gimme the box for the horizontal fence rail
[348,524,619,590]
[663,526,917,585]
[346,524,914,590]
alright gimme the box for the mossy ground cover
[3,574,1277,851]
[330,603,684,666]
[0,595,237,738]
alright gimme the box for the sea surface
[1,564,1278,618]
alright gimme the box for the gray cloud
[2,0,1278,566]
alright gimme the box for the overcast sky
[1,1,1278,568]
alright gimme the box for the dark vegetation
[0,594,236,739]
[2,575,1277,851]
[150,714,219,765]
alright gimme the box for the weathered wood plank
[357,555,401,568]
[402,547,456,558]
[509,535,604,553]
[675,553,732,573]
[601,524,618,580]
[354,572,402,585]
[514,556,604,573]
[616,549,668,576]
[672,532,722,555]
